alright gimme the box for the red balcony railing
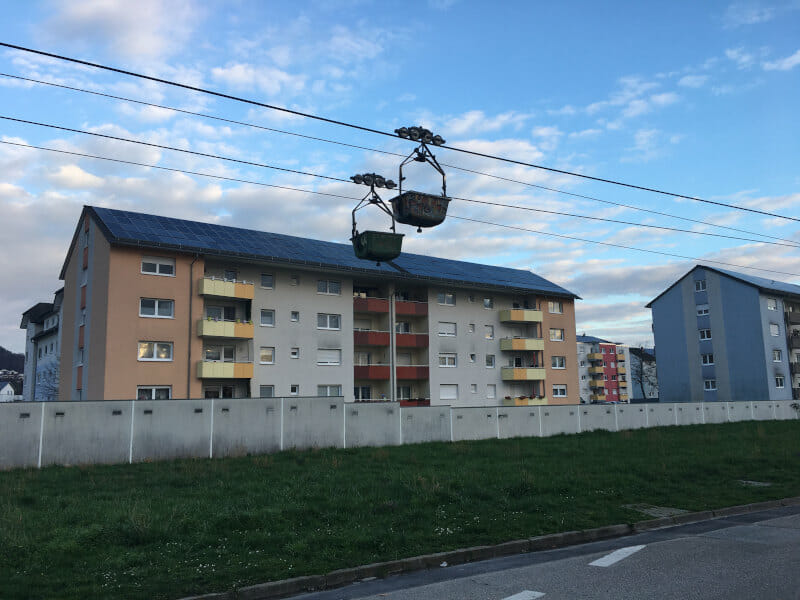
[396,300,428,316]
[396,366,429,380]
[353,330,390,346]
[354,365,391,380]
[353,297,389,313]
[396,333,429,348]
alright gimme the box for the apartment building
[576,335,631,403]
[647,265,799,402]
[20,288,63,401]
[53,206,580,405]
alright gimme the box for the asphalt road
[290,506,800,600]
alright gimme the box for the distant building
[0,380,16,401]
[647,265,799,403]
[629,347,658,401]
[50,206,581,405]
[576,335,631,403]
[20,288,63,402]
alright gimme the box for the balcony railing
[353,330,390,346]
[502,396,548,406]
[197,361,253,379]
[353,364,391,380]
[589,379,605,388]
[790,336,800,350]
[396,365,429,380]
[499,337,544,351]
[616,353,625,361]
[587,352,604,360]
[588,366,605,374]
[197,319,254,339]
[790,362,800,376]
[590,394,606,402]
[501,367,546,381]
[353,296,390,313]
[787,312,800,325]
[395,300,428,316]
[396,333,429,348]
[198,277,254,300]
[617,366,626,374]
[499,309,543,323]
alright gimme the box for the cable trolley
[350,173,404,264]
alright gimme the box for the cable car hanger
[350,172,404,265]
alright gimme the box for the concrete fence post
[614,404,619,431]
[399,405,403,445]
[751,402,755,421]
[674,404,678,426]
[577,406,581,433]
[495,407,500,439]
[645,404,650,428]
[209,398,215,459]
[342,402,347,449]
[726,401,731,422]
[280,397,284,451]
[449,407,453,442]
[37,402,45,469]
[701,402,706,425]
[128,399,135,464]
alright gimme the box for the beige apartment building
[55,206,580,405]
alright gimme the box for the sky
[0,0,798,353]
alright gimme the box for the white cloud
[211,63,307,96]
[445,110,531,136]
[726,47,756,69]
[47,165,104,189]
[723,2,776,27]
[568,128,602,139]
[678,74,709,88]
[763,49,800,71]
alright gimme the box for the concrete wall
[0,399,797,470]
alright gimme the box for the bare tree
[630,347,658,400]
[36,364,60,401]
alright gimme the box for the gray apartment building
[647,265,799,403]
[20,288,63,401]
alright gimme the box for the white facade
[21,290,63,402]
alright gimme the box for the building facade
[576,335,631,403]
[20,289,63,402]
[647,265,799,403]
[51,206,581,405]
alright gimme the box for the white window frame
[769,323,780,337]
[141,256,175,277]
[137,386,171,400]
[290,347,300,359]
[317,313,342,330]
[290,311,300,322]
[483,297,494,309]
[486,384,496,399]
[290,384,299,396]
[259,385,275,398]
[317,348,342,366]
[701,353,714,365]
[318,384,342,397]
[699,329,712,340]
[260,273,274,289]
[695,279,706,292]
[137,341,173,362]
[485,325,494,340]
[550,328,565,342]
[317,280,342,295]
[469,353,476,363]
[437,292,456,306]
[551,356,566,369]
[767,298,778,311]
[438,321,457,337]
[260,309,275,327]
[775,376,785,389]
[139,298,174,319]
[470,383,477,393]
[548,300,563,314]
[485,354,495,368]
[773,349,782,362]
[438,353,457,367]
[552,384,567,397]
[259,347,275,365]
[704,379,717,391]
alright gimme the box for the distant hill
[0,346,24,372]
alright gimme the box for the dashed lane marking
[502,591,546,600]
[589,544,646,567]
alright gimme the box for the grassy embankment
[1,420,799,599]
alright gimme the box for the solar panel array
[711,266,800,297]
[92,206,578,297]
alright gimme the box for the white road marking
[589,544,646,567]
[502,591,546,600]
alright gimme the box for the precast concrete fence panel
[616,404,648,430]
[133,400,213,462]
[541,405,580,437]
[497,407,540,439]
[345,402,400,448]
[212,397,281,458]
[0,402,42,469]
[451,408,499,442]
[703,402,729,424]
[648,404,678,427]
[580,404,617,433]
[400,406,451,445]
[676,403,705,426]
[283,398,344,450]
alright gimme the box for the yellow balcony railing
[620,394,629,401]
[197,361,254,379]
[590,394,606,402]
[198,277,254,300]
[616,353,625,361]
[588,366,605,374]
[587,353,603,360]
[498,309,543,323]
[499,338,545,351]
[618,380,628,388]
[502,396,548,406]
[501,367,546,381]
[617,366,626,374]
[197,319,254,339]
[589,379,605,387]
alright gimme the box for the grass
[1,420,799,599]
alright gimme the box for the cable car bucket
[350,173,404,265]
[391,126,451,232]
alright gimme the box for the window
[579,360,586,367]
[470,384,477,393]
[485,325,494,340]
[468,294,475,303]
[259,385,275,398]
[318,384,342,397]
[137,386,171,400]
[548,300,563,314]
[552,384,567,397]
[317,349,342,365]
[290,384,299,396]
[699,329,712,340]
[603,374,608,381]
[486,384,496,399]
[776,376,785,389]
[601,348,606,353]
[773,349,782,362]
[438,322,457,337]
[137,342,173,361]
[468,323,475,333]
[290,274,299,286]
[397,353,412,366]
[354,386,371,401]
[223,269,237,281]
[469,353,476,363]
[207,305,236,321]
[485,354,495,368]
[317,280,341,295]
[439,384,458,401]
[550,328,565,341]
[704,379,717,391]
[397,385,411,400]
[317,313,341,330]
[139,298,174,318]
[437,292,456,306]
[695,279,706,292]
[769,323,780,337]
[610,361,616,368]
[290,347,300,359]
[438,353,457,367]
[767,298,778,310]
[290,311,300,322]
[260,273,274,289]
[612,389,618,395]
[141,256,175,276]
[260,309,275,327]
[483,297,494,309]
[259,347,275,364]
[700,353,714,365]
[696,305,709,316]
[581,375,586,380]
[396,321,411,334]
[551,356,566,369]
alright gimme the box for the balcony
[396,300,428,316]
[501,367,546,381]
[790,362,800,376]
[617,366,626,374]
[396,333,429,348]
[618,380,628,388]
[197,319,254,339]
[588,366,605,375]
[590,394,606,402]
[500,337,544,351]
[502,396,548,406]
[790,336,800,350]
[197,361,253,379]
[619,394,629,401]
[499,309,543,323]
[787,311,800,325]
[353,296,389,313]
[587,352,604,360]
[616,353,625,361]
[354,365,391,380]
[198,277,254,300]
[353,330,390,346]
[396,365,429,380]
[589,379,605,388]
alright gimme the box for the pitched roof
[78,206,579,298]
[576,334,613,344]
[646,264,800,308]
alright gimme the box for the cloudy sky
[1,0,799,353]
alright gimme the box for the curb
[181,495,800,600]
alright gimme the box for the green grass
[1,420,799,599]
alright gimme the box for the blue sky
[1,0,799,352]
